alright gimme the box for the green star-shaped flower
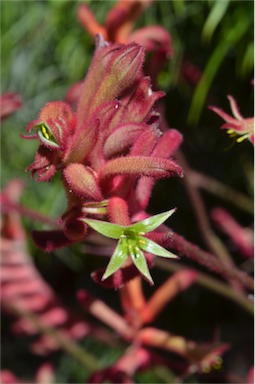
[83,209,178,284]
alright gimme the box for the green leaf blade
[202,0,230,43]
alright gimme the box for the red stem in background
[152,229,254,291]
[1,198,59,228]
[141,269,198,324]
[175,150,246,292]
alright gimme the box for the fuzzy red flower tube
[23,35,183,284]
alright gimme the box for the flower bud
[77,40,144,124]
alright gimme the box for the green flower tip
[82,208,178,283]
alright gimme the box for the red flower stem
[1,199,59,227]
[137,327,229,362]
[141,269,198,324]
[175,151,243,291]
[119,276,146,328]
[156,229,254,291]
[77,290,134,339]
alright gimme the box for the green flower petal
[82,218,124,239]
[129,208,176,233]
[139,236,179,259]
[129,245,154,285]
[102,240,129,280]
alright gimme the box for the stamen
[41,124,50,140]
[236,134,249,143]
[213,357,223,370]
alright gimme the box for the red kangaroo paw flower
[211,208,254,259]
[209,95,254,144]
[99,156,183,181]
[105,0,153,43]
[63,215,88,242]
[65,81,83,106]
[108,196,131,226]
[129,25,173,57]
[26,101,76,138]
[63,163,103,201]
[103,122,147,159]
[76,39,145,125]
[0,92,22,121]
[77,3,107,39]
[152,129,183,158]
[91,262,148,289]
[135,129,183,209]
[26,146,58,182]
[129,124,161,156]
[111,77,164,127]
[32,230,73,251]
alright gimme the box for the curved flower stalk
[211,207,254,259]
[23,37,183,284]
[209,95,254,144]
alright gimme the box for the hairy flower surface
[83,209,178,284]
[24,36,183,252]
[209,95,254,144]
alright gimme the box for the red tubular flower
[77,1,153,44]
[75,1,172,87]
[24,37,183,267]
[211,208,254,259]
[180,60,202,86]
[0,92,22,121]
[209,95,254,145]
